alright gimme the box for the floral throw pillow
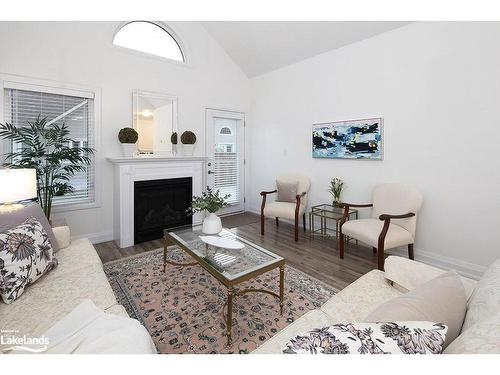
[283,321,448,354]
[0,216,58,304]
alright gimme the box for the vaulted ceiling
[201,21,411,77]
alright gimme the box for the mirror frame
[132,89,178,155]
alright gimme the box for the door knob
[208,170,214,174]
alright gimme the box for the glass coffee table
[163,226,285,346]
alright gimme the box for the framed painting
[312,117,383,160]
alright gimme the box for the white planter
[121,143,136,157]
[202,212,222,235]
[181,143,195,156]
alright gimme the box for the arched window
[113,21,185,62]
[219,126,232,135]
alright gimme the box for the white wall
[0,21,249,242]
[247,22,500,278]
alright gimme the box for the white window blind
[3,87,95,207]
[213,118,240,205]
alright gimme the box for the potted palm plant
[188,187,230,234]
[0,116,94,220]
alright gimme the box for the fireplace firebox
[134,177,192,244]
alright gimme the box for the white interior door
[205,109,245,215]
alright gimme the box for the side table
[309,204,358,249]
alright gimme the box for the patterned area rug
[104,246,336,354]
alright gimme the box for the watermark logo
[1,329,49,353]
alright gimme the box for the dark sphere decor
[118,127,138,144]
[181,130,196,144]
[170,132,178,144]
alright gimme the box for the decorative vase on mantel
[202,212,222,235]
[182,143,195,156]
[121,143,136,157]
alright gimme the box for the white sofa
[254,256,500,354]
[0,228,156,354]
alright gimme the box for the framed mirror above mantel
[132,89,178,156]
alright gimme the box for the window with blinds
[3,87,95,207]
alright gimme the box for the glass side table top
[311,204,357,220]
[164,226,284,282]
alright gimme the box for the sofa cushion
[0,217,58,304]
[365,271,466,347]
[55,238,102,276]
[264,201,306,220]
[52,226,71,250]
[462,258,500,331]
[320,270,402,321]
[444,316,500,354]
[0,203,59,252]
[341,219,413,249]
[283,321,448,354]
[253,309,333,354]
[384,256,477,300]
[0,263,118,336]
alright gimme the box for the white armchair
[339,183,423,270]
[260,174,311,241]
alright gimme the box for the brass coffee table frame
[163,230,285,346]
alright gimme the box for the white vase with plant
[328,177,344,207]
[181,130,196,156]
[188,187,231,234]
[118,127,138,157]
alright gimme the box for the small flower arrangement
[188,186,231,214]
[328,177,344,206]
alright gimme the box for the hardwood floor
[94,212,380,290]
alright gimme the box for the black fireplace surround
[134,177,192,244]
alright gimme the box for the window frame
[0,73,102,213]
[112,21,190,67]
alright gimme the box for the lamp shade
[0,169,37,204]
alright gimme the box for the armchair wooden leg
[294,213,299,242]
[260,212,265,235]
[275,217,279,227]
[408,244,414,260]
[377,244,385,271]
[372,247,377,254]
[302,213,306,231]
[339,232,345,259]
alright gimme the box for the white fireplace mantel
[108,156,208,248]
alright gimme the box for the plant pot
[202,212,222,235]
[181,143,195,156]
[121,143,136,157]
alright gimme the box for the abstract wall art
[312,118,383,160]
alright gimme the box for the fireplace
[134,177,192,244]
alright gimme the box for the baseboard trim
[247,208,485,280]
[72,230,114,245]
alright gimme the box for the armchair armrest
[379,212,415,221]
[295,191,306,213]
[340,202,373,224]
[295,191,306,201]
[340,202,373,209]
[260,190,277,196]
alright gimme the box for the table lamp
[0,168,37,212]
